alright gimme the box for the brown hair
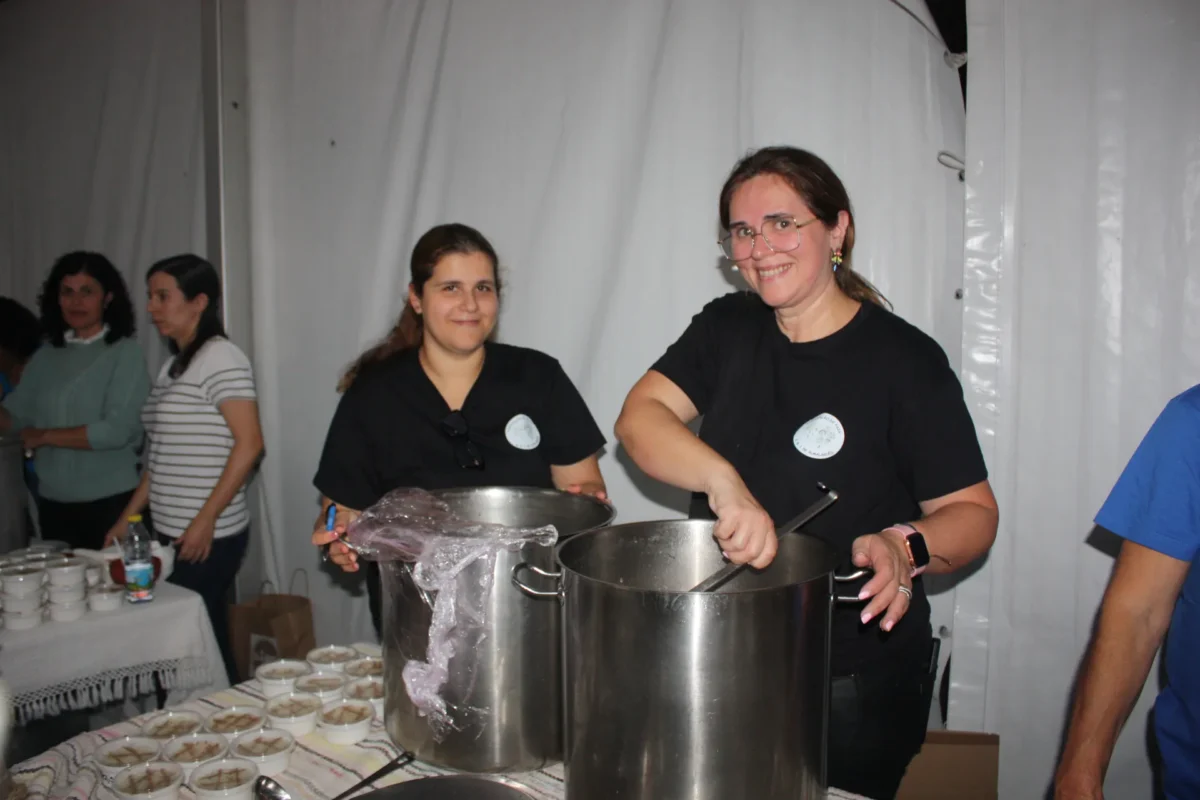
[718,146,890,309]
[338,223,501,392]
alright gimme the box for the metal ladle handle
[689,484,840,593]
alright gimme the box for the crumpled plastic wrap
[346,487,558,740]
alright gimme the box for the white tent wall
[0,0,206,373]
[243,0,968,651]
[962,0,1200,797]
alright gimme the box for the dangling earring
[831,249,843,273]
[731,264,739,272]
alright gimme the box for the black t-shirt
[314,342,606,510]
[652,292,988,673]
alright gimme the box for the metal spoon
[689,483,839,593]
[254,776,292,800]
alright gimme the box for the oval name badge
[793,413,845,460]
[505,413,541,451]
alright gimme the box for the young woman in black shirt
[614,147,999,799]
[312,223,608,636]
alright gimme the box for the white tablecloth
[11,681,867,800]
[0,583,227,723]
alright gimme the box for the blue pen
[321,504,339,562]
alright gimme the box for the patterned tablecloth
[11,680,867,799]
[0,583,227,724]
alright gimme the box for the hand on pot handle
[849,531,914,632]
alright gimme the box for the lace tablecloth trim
[11,656,211,724]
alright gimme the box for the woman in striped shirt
[106,254,264,684]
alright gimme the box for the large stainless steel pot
[512,519,865,800]
[382,486,615,773]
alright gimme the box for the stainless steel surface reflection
[382,487,614,773]
[357,776,537,799]
[554,520,838,800]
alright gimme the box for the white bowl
[114,761,184,800]
[94,736,162,778]
[204,706,266,741]
[188,757,258,800]
[90,584,125,612]
[49,597,87,622]
[305,645,358,673]
[141,710,205,741]
[2,591,44,613]
[45,557,87,587]
[4,607,43,631]
[345,677,384,720]
[230,729,294,777]
[294,672,346,704]
[264,692,321,737]
[49,583,86,604]
[254,659,311,698]
[343,656,384,680]
[318,698,375,746]
[20,552,65,565]
[0,565,46,597]
[162,733,228,780]
[352,642,382,658]
[86,564,102,586]
[24,541,68,555]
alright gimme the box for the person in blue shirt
[1055,385,1200,800]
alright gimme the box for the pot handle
[511,562,563,601]
[833,568,871,603]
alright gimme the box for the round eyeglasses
[718,215,819,261]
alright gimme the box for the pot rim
[551,519,840,595]
[426,485,616,533]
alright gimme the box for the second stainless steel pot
[382,486,614,774]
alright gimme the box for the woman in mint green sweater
[0,252,150,551]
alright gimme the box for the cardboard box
[896,730,1000,800]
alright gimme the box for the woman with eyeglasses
[312,223,608,637]
[614,147,999,799]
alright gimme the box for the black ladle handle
[328,751,415,800]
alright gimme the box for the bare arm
[550,454,608,500]
[615,370,777,568]
[1054,540,1189,799]
[196,399,264,524]
[909,481,999,575]
[104,470,153,547]
[614,371,737,494]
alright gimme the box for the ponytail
[337,304,422,393]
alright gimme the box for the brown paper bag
[229,572,316,682]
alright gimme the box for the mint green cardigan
[2,336,150,502]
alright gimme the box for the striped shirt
[142,337,257,539]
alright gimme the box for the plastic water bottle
[123,514,155,603]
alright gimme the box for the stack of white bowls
[0,563,47,631]
[44,557,88,622]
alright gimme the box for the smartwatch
[885,522,931,577]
